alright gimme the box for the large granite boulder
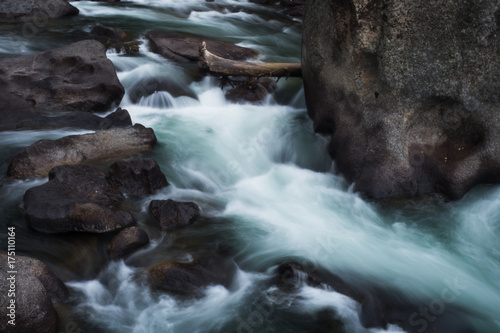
[0,40,124,113]
[302,0,500,199]
[23,164,134,233]
[0,0,79,23]
[146,31,259,63]
[7,124,156,179]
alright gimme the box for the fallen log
[198,41,302,78]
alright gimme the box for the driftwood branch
[198,41,302,78]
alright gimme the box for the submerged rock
[225,78,276,104]
[147,255,236,296]
[108,226,150,260]
[23,165,134,233]
[109,158,169,196]
[302,0,500,199]
[149,199,200,230]
[7,124,156,179]
[0,40,124,113]
[146,31,259,63]
[128,76,197,104]
[0,0,79,23]
[91,24,127,42]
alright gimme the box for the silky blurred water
[0,1,499,332]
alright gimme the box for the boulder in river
[149,199,200,230]
[0,0,79,23]
[108,226,150,260]
[147,255,236,296]
[7,124,157,179]
[91,24,127,42]
[109,158,169,196]
[225,78,276,104]
[0,252,66,333]
[0,40,124,113]
[0,252,68,301]
[23,164,135,233]
[0,97,132,131]
[0,273,58,333]
[146,31,259,63]
[128,76,198,104]
[302,0,500,199]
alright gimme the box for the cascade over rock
[302,0,500,199]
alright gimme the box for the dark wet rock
[108,41,141,54]
[225,78,276,104]
[0,98,132,131]
[7,124,156,179]
[108,226,149,260]
[91,24,127,42]
[109,158,169,196]
[0,40,124,113]
[0,0,79,23]
[129,76,197,104]
[147,256,236,296]
[0,92,39,131]
[0,272,58,333]
[146,31,259,63]
[149,199,200,230]
[0,252,68,301]
[23,164,134,233]
[302,0,500,199]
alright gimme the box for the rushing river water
[1,1,500,332]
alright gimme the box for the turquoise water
[0,1,499,332]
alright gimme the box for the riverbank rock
[149,199,200,230]
[23,165,134,233]
[0,252,68,301]
[146,31,259,63]
[0,0,79,23]
[0,40,124,113]
[109,158,169,196]
[7,124,156,179]
[0,252,67,333]
[108,226,149,260]
[0,97,132,131]
[0,273,58,333]
[302,0,500,199]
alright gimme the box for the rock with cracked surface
[302,0,500,199]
